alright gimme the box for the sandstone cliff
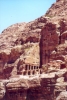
[0,16,50,78]
[0,0,67,100]
[0,68,67,100]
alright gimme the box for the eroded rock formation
[0,0,67,100]
[0,68,67,100]
[40,22,59,65]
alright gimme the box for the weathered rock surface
[56,92,67,100]
[0,16,50,78]
[0,68,67,100]
[0,0,67,79]
[40,22,59,65]
[45,0,67,22]
[0,0,67,100]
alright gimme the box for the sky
[0,0,56,33]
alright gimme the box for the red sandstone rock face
[0,0,67,99]
[0,0,67,79]
[0,16,49,78]
[0,16,49,50]
[0,69,67,100]
[56,92,67,100]
[0,0,67,80]
[45,0,67,21]
[40,22,59,65]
